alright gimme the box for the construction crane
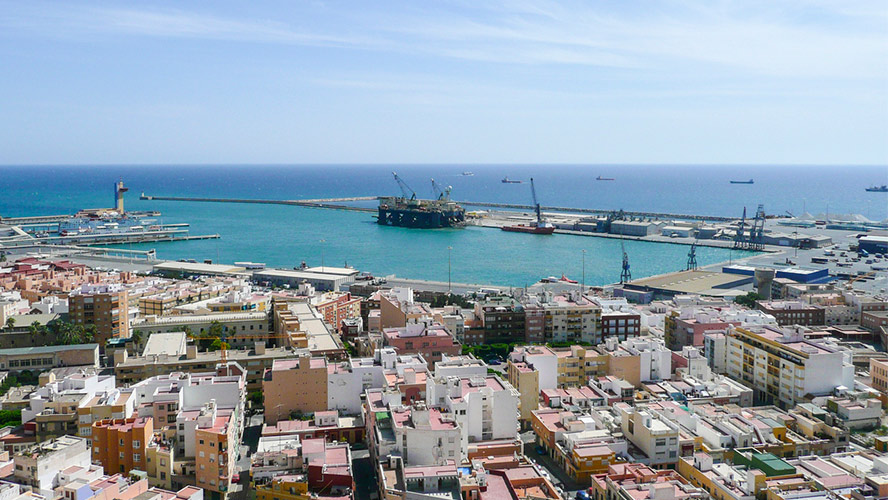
[430,178,452,201]
[392,172,416,201]
[530,177,543,225]
[687,240,698,270]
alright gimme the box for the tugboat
[501,178,556,235]
[501,177,522,184]
[866,185,888,192]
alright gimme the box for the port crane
[686,240,698,270]
[620,238,632,284]
[430,178,452,201]
[392,172,416,201]
[530,177,543,226]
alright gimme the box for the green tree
[735,292,763,308]
[28,321,41,337]
[4,317,15,330]
[208,338,229,352]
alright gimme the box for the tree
[735,292,763,309]
[4,317,14,330]
[208,338,229,352]
[28,321,41,337]
[131,330,143,346]
[208,321,224,338]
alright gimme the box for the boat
[866,185,888,192]
[730,179,754,184]
[559,274,578,284]
[461,172,474,176]
[596,176,614,181]
[502,223,555,234]
[501,177,555,234]
[502,177,522,184]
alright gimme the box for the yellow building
[262,354,328,424]
[255,475,310,500]
[554,345,608,387]
[507,360,539,428]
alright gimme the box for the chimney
[186,345,197,360]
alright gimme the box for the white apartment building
[426,374,519,445]
[390,403,462,466]
[615,403,680,466]
[13,436,90,494]
[725,326,854,408]
[327,348,427,415]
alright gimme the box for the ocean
[1,164,885,286]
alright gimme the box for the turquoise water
[5,164,863,286]
[106,201,746,287]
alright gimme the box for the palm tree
[4,317,15,330]
[28,321,41,337]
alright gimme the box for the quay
[140,193,737,221]
[140,194,376,212]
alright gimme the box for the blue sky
[0,1,885,165]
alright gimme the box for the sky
[0,0,886,165]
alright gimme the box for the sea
[1,165,885,287]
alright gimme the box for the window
[133,453,141,462]
[133,440,141,448]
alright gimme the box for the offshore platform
[377,173,466,229]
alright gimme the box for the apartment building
[538,293,602,344]
[755,301,825,326]
[426,374,519,444]
[474,296,526,344]
[326,348,427,415]
[382,321,461,367]
[113,343,296,392]
[507,359,539,427]
[263,354,328,424]
[91,416,153,475]
[725,326,854,407]
[13,436,91,494]
[69,285,129,345]
[615,403,681,466]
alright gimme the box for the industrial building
[253,268,353,291]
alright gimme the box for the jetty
[139,194,736,222]
[140,194,377,212]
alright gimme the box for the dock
[140,194,377,212]
[139,194,737,221]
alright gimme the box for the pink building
[382,322,461,367]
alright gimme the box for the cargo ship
[501,222,555,234]
[501,177,555,235]
[866,185,887,192]
[377,173,466,228]
[502,177,522,184]
[730,179,754,184]
[596,176,614,181]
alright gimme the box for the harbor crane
[530,177,543,226]
[620,238,632,284]
[734,207,748,250]
[392,172,416,201]
[431,178,452,201]
[687,240,698,270]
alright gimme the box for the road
[521,431,585,499]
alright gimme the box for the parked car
[488,358,501,365]
[576,491,591,500]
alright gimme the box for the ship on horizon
[866,185,888,192]
[461,171,474,176]
[502,177,522,184]
[730,179,754,184]
[596,175,615,181]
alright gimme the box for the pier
[140,194,376,212]
[139,194,738,221]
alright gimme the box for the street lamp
[582,249,586,292]
[448,246,453,295]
